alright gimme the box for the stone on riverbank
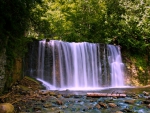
[115,111,123,113]
[0,103,14,113]
[125,99,135,104]
[143,91,149,96]
[98,102,108,108]
[143,100,150,104]
[108,103,117,108]
[147,104,150,108]
[95,104,101,109]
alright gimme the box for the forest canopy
[28,0,150,54]
[0,0,150,55]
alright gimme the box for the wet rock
[39,90,50,96]
[132,94,139,99]
[29,91,34,96]
[143,100,150,104]
[43,103,52,108]
[95,104,101,109]
[121,108,133,112]
[55,110,64,113]
[115,111,123,113]
[104,98,114,103]
[74,95,82,98]
[65,89,69,91]
[76,100,81,102]
[46,107,61,112]
[143,91,149,96]
[49,91,57,96]
[63,94,71,98]
[146,96,150,99]
[57,94,62,98]
[133,95,139,99]
[147,104,150,108]
[125,99,135,104]
[32,93,40,98]
[87,105,93,110]
[113,96,118,99]
[61,105,68,109]
[49,96,58,102]
[98,102,108,108]
[40,98,46,103]
[33,106,42,111]
[82,108,87,111]
[89,99,94,102]
[56,100,63,105]
[0,103,14,113]
[126,93,136,98]
[108,103,117,108]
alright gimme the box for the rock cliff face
[122,51,150,86]
[0,49,6,94]
[12,58,23,84]
[0,50,23,94]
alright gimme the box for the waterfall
[25,40,125,90]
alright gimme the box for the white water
[107,45,125,87]
[37,40,125,90]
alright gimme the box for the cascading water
[25,40,125,90]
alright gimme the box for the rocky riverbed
[0,76,150,113]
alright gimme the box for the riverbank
[0,76,150,113]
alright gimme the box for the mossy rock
[19,76,45,90]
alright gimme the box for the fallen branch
[87,93,126,97]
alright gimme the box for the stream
[13,86,150,113]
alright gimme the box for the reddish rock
[95,104,101,109]
[0,103,14,113]
[98,102,108,108]
[56,100,63,105]
[147,104,150,108]
[143,91,149,96]
[108,103,117,108]
[143,100,150,104]
[125,99,135,104]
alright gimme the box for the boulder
[115,111,123,113]
[0,103,14,113]
[143,91,149,96]
[147,104,150,108]
[56,100,63,105]
[143,100,150,104]
[98,102,108,108]
[95,104,101,109]
[125,99,135,104]
[108,103,117,108]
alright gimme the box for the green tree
[118,0,150,54]
[0,0,43,92]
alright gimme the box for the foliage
[1,0,149,55]
[0,0,38,42]
[118,0,150,54]
[0,0,43,92]
[28,0,150,56]
[0,0,44,63]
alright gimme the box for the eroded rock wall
[0,49,6,93]
[122,51,150,86]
